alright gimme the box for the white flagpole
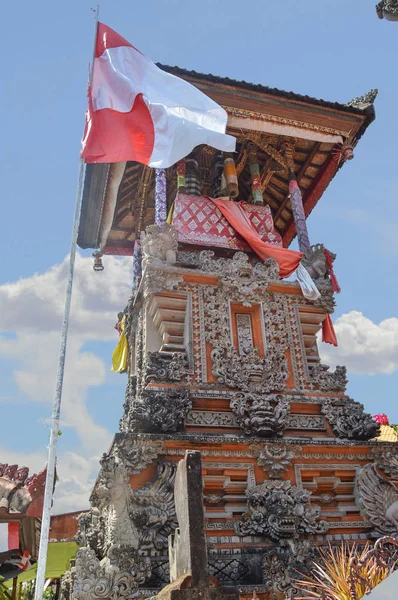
[34,6,99,599]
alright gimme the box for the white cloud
[0,253,132,513]
[319,310,398,375]
[0,253,133,339]
[0,253,132,448]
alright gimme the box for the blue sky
[1,0,398,521]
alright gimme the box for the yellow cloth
[111,315,128,373]
[166,202,175,224]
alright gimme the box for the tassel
[324,249,341,293]
[322,314,338,347]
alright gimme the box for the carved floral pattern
[74,547,150,600]
[144,351,188,384]
[250,444,301,478]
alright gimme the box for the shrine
[71,67,398,599]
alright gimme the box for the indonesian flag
[81,23,236,167]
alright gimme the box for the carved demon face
[236,480,327,542]
[249,400,284,436]
[251,487,308,540]
[231,393,290,437]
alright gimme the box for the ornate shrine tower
[72,69,398,600]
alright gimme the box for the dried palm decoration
[292,538,398,600]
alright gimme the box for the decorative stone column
[155,169,167,225]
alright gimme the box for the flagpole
[34,6,99,599]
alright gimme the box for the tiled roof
[157,64,373,115]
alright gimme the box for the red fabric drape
[8,522,19,550]
[322,314,338,347]
[207,196,338,346]
[208,197,302,278]
[324,249,341,294]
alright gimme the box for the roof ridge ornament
[376,1,398,20]
[346,89,378,109]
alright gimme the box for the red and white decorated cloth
[81,23,235,167]
[173,194,283,250]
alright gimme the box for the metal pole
[34,6,99,599]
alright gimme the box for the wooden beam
[274,142,321,222]
[113,206,131,227]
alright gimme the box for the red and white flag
[81,23,236,168]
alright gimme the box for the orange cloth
[208,197,302,278]
[322,314,338,347]
[208,196,338,347]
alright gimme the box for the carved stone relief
[321,397,380,440]
[301,243,337,313]
[128,388,191,433]
[76,448,178,593]
[356,463,398,536]
[309,364,348,392]
[140,223,178,269]
[91,453,140,553]
[250,444,301,479]
[236,313,254,355]
[198,250,280,305]
[143,351,188,384]
[371,446,398,479]
[204,277,289,392]
[347,89,378,108]
[113,437,164,474]
[262,540,313,597]
[185,411,237,428]
[236,479,328,540]
[77,508,105,555]
[74,547,150,600]
[129,461,178,551]
[59,569,74,600]
[376,1,398,19]
[141,267,183,299]
[230,393,290,436]
[119,376,136,433]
